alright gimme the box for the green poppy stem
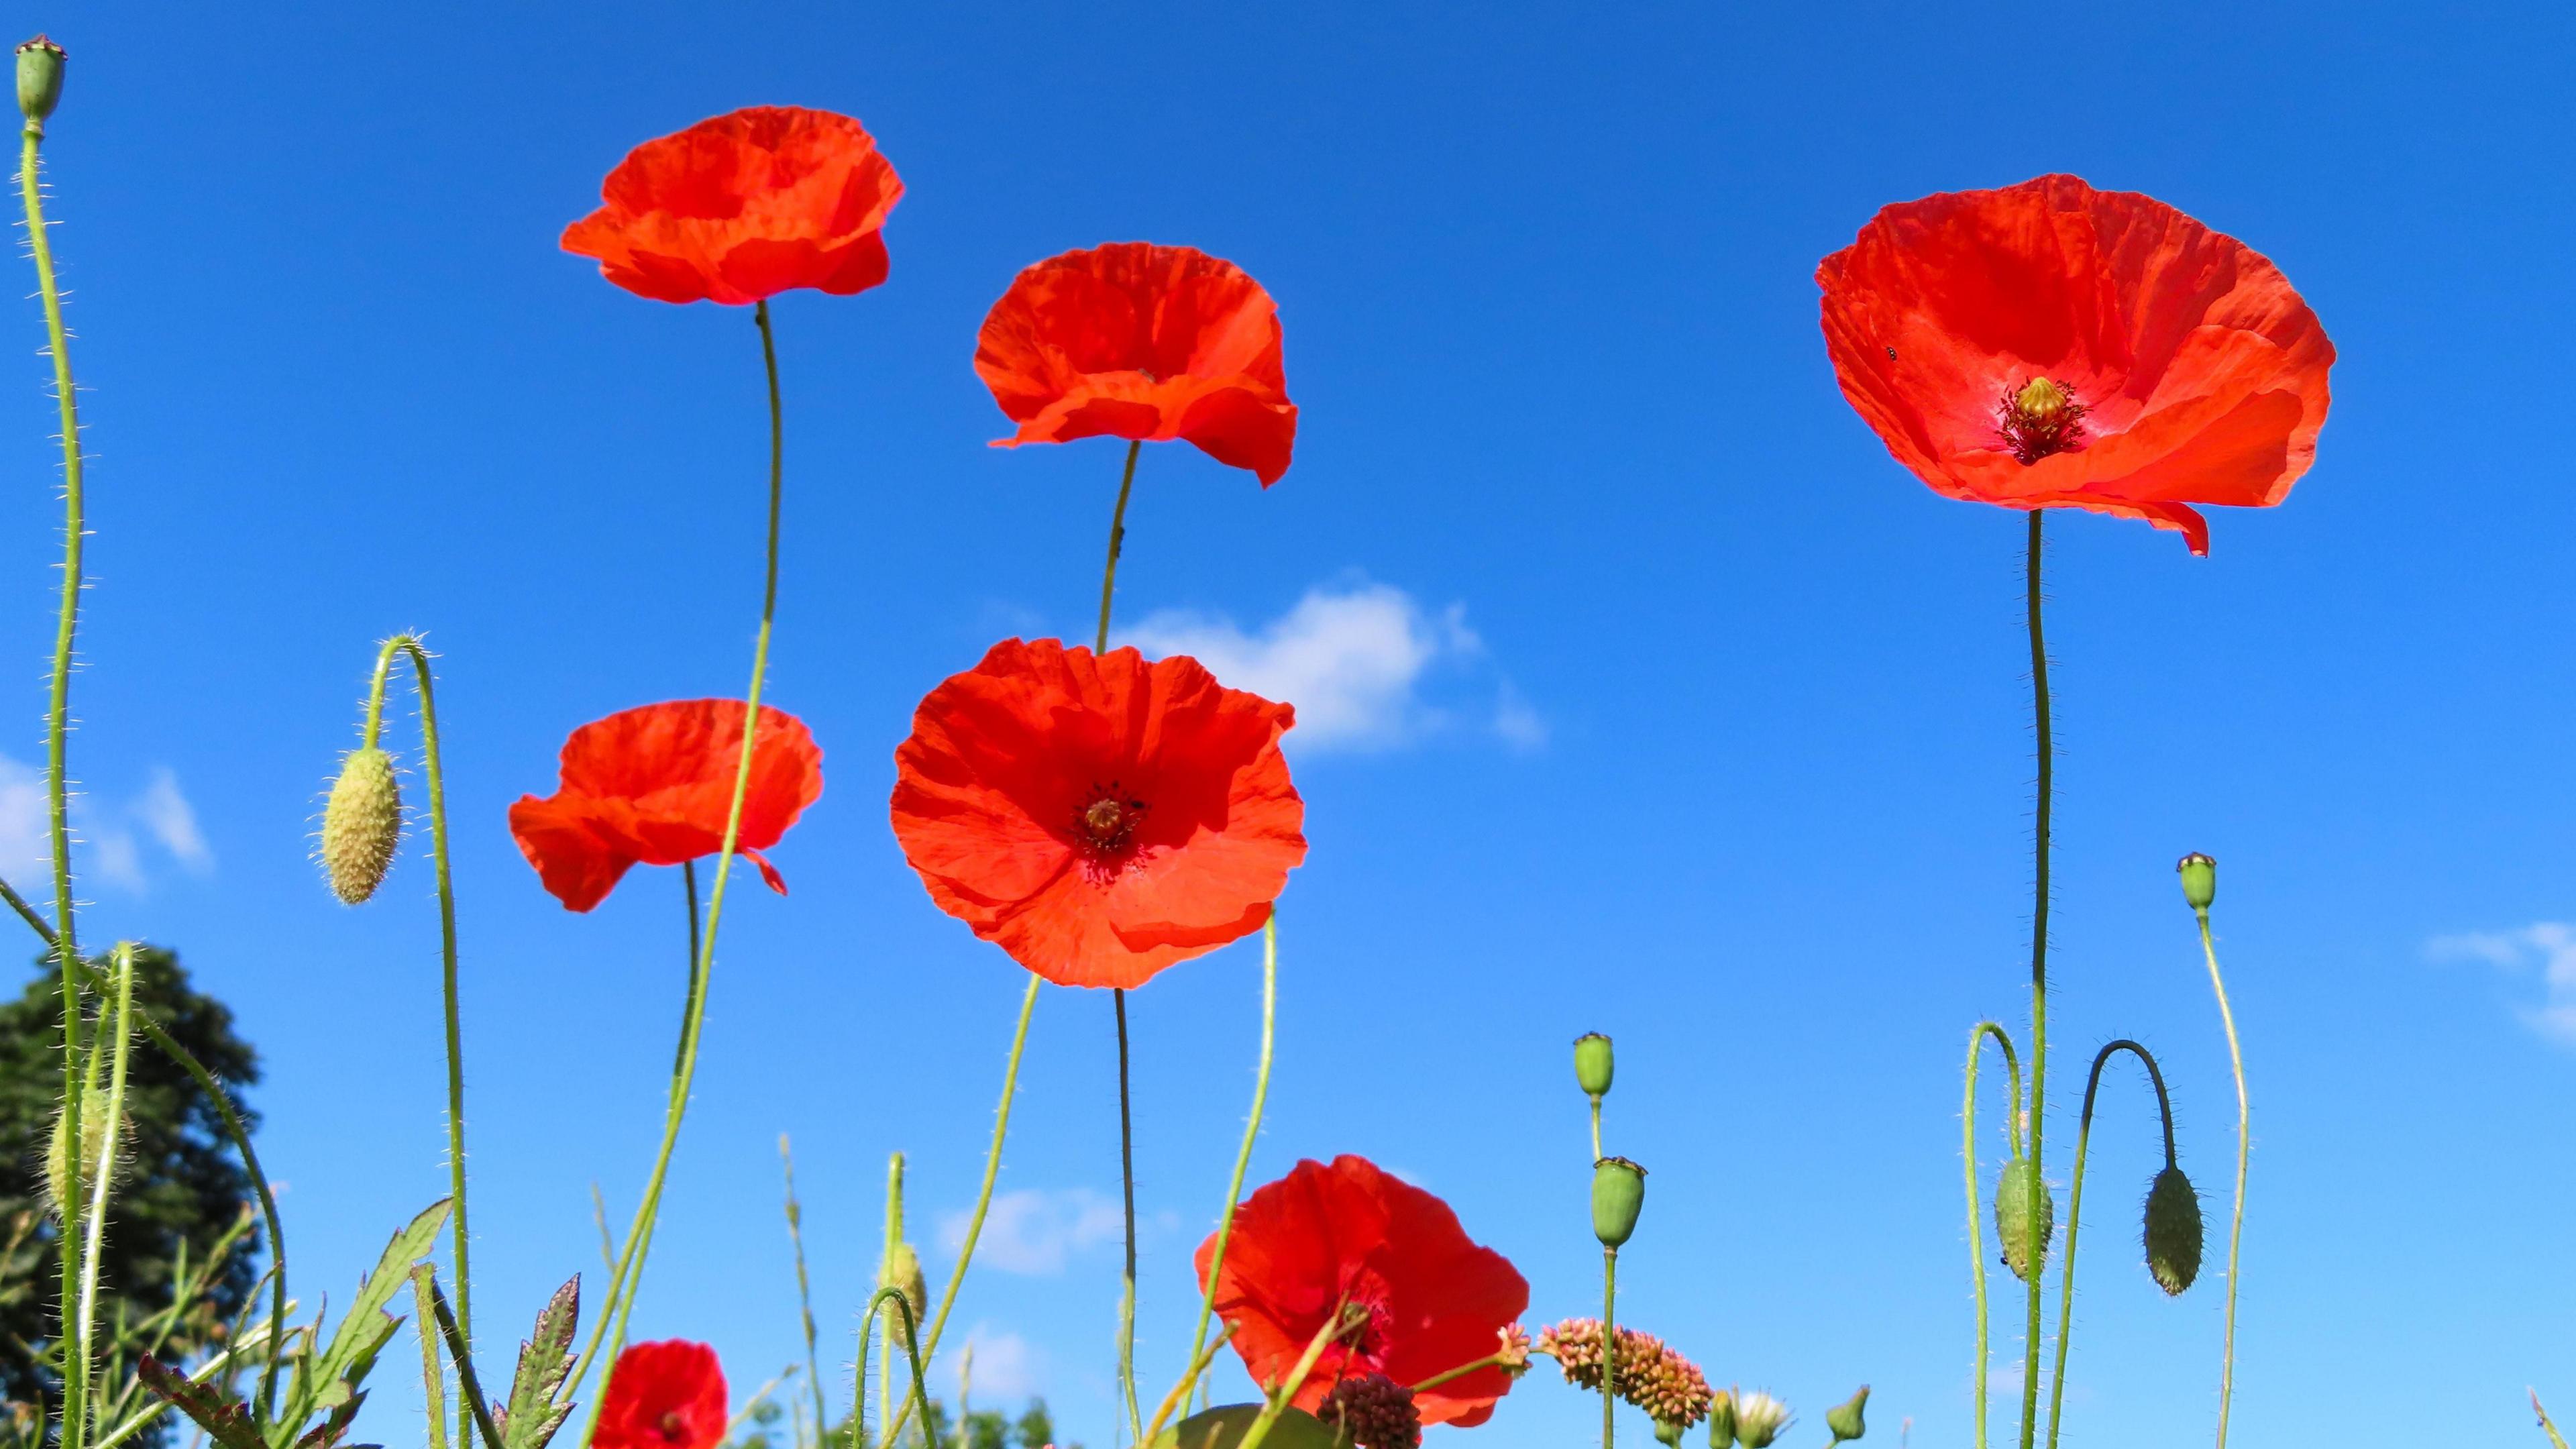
[1095,437,1146,1446]
[2196,907,2249,1449]
[2018,510,2053,1449]
[2044,1040,2175,1449]
[1601,1247,1619,1449]
[1964,1020,2021,1449]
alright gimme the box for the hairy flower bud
[1593,1156,1646,1248]
[2143,1165,2204,1295]
[15,36,62,126]
[1574,1032,1615,1097]
[44,1070,119,1218]
[1826,1385,1869,1442]
[2176,852,2216,912]
[877,1241,928,1349]
[1994,1157,2054,1283]
[321,746,402,904]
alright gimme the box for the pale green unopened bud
[321,746,402,904]
[1592,1156,1646,1248]
[2143,1165,2204,1296]
[2176,853,2215,912]
[1732,1391,1791,1449]
[1574,1032,1615,1098]
[15,36,62,126]
[877,1241,927,1348]
[1654,1419,1684,1447]
[1826,1385,1868,1442]
[1706,1392,1736,1448]
[1994,1157,2054,1283]
[44,1073,119,1218]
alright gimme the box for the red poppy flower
[1817,174,2334,553]
[888,639,1304,989]
[974,243,1297,485]
[563,106,904,305]
[1197,1155,1529,1429]
[510,699,823,912]
[593,1340,727,1449]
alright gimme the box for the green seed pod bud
[43,1073,119,1218]
[1826,1385,1869,1442]
[877,1240,928,1346]
[1592,1156,1646,1249]
[1706,1391,1736,1448]
[1574,1032,1615,1098]
[2176,852,2215,912]
[1994,1157,2054,1283]
[321,746,402,904]
[15,36,62,126]
[2143,1165,2204,1296]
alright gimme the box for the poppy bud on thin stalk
[2177,852,2216,912]
[42,1059,119,1218]
[2143,1165,2205,1295]
[15,36,62,129]
[1593,1157,1646,1249]
[321,746,402,904]
[1705,1391,1735,1448]
[1994,1156,2053,1283]
[1825,1385,1868,1442]
[1574,1032,1615,1097]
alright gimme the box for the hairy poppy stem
[2196,908,2247,1449]
[1600,1247,1618,1449]
[2044,1041,2174,1449]
[1096,437,1146,1446]
[571,298,789,1427]
[1964,1020,2020,1449]
[70,945,134,1449]
[854,1288,933,1449]
[780,1138,828,1449]
[1146,916,1279,1446]
[361,635,472,1379]
[881,974,1041,1445]
[23,94,90,1449]
[2019,511,2052,1449]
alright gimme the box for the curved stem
[1601,1248,1619,1449]
[882,974,1042,1444]
[2196,908,2248,1449]
[2019,510,2053,1449]
[1145,917,1280,1445]
[364,635,471,1362]
[24,107,89,1449]
[2044,1040,2174,1449]
[1964,1020,2021,1449]
[570,299,789,1420]
[855,1289,933,1449]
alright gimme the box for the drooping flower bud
[2143,1165,2204,1296]
[1994,1157,2054,1283]
[1317,1374,1421,1449]
[321,746,403,904]
[1593,1156,1646,1248]
[1826,1385,1869,1442]
[2176,852,2216,912]
[15,36,62,126]
[44,1065,119,1218]
[877,1240,928,1348]
[1706,1391,1736,1448]
[1574,1032,1615,1098]
[1732,1391,1792,1449]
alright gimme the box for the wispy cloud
[940,1189,1123,1276]
[2428,922,2576,1042]
[1120,580,1542,753]
[949,1328,1043,1401]
[0,754,211,892]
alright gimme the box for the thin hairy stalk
[779,1138,828,1445]
[854,1289,933,1449]
[425,1275,506,1449]
[409,1269,451,1449]
[2044,1040,2174,1449]
[1964,1020,2021,1449]
[1094,439,1146,1444]
[881,975,1042,1445]
[24,99,90,1449]
[0,873,50,943]
[2535,1391,2571,1449]
[364,635,472,1358]
[879,1153,903,1446]
[2019,510,2053,1449]
[1408,1352,1507,1397]
[68,947,135,1449]
[2196,908,2248,1449]
[1144,918,1279,1445]
[1143,1324,1234,1440]
[1236,1304,1358,1449]
[1601,1249,1618,1449]
[571,300,790,1421]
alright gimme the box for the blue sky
[9,2,2575,1446]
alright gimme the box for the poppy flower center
[1075,783,1148,858]
[655,1411,686,1443]
[1998,376,2087,464]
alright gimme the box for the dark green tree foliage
[0,948,260,1421]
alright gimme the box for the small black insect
[1886,346,1898,360]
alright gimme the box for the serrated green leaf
[137,1355,268,1449]
[497,1277,580,1449]
[274,1199,449,1448]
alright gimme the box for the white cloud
[1119,580,1538,753]
[941,1189,1123,1276]
[2428,923,2576,1042]
[949,1329,1042,1401]
[0,753,212,894]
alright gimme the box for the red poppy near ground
[510,700,823,912]
[1197,1155,1530,1429]
[562,106,904,305]
[974,242,1298,484]
[888,639,1304,989]
[592,1340,727,1449]
[1817,174,2334,554]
